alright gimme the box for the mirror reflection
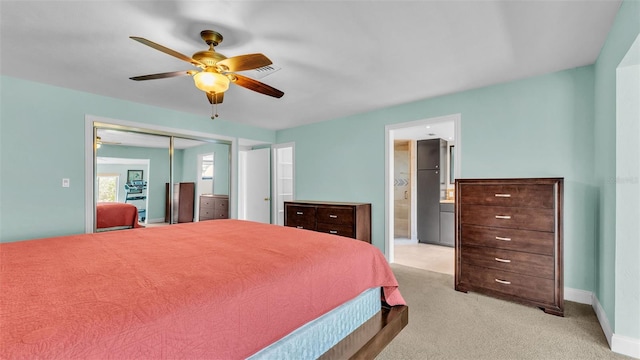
[94,128,230,232]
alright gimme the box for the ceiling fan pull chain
[211,92,219,120]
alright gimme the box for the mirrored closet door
[92,125,231,232]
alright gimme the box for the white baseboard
[564,287,593,304]
[574,288,640,359]
[147,218,166,224]
[592,293,614,348]
[612,334,640,359]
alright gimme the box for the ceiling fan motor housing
[192,50,227,67]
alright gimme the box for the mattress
[250,287,380,359]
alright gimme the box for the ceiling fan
[129,30,284,118]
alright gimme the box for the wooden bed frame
[320,305,409,359]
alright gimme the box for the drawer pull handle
[495,279,511,285]
[495,215,511,219]
[495,193,511,197]
[329,215,338,218]
[495,257,511,263]
[495,236,512,241]
[296,226,303,229]
[329,230,338,234]
[296,211,303,215]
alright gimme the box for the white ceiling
[0,1,621,131]
[394,121,455,142]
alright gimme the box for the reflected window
[201,154,214,180]
[97,174,119,202]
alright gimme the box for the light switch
[62,178,70,188]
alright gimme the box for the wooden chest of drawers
[284,201,371,243]
[455,178,563,316]
[199,195,229,221]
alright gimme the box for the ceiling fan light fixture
[193,71,229,93]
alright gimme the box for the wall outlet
[62,178,70,188]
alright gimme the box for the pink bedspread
[0,219,404,359]
[96,202,141,229]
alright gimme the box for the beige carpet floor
[377,264,630,360]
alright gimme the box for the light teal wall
[594,0,640,340]
[278,65,596,292]
[0,75,275,242]
[180,143,231,195]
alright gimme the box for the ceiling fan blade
[206,92,224,104]
[217,53,272,72]
[130,70,195,81]
[231,74,284,98]
[130,36,205,68]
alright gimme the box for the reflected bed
[96,202,142,231]
[0,219,406,359]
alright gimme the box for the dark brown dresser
[165,182,195,223]
[284,201,371,243]
[199,195,229,221]
[455,178,563,316]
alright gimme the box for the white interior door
[243,148,271,223]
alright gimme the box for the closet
[91,121,231,231]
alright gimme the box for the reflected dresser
[199,194,229,221]
[455,178,564,316]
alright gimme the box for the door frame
[384,113,461,262]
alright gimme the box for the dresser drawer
[200,197,215,209]
[459,184,555,208]
[460,224,555,256]
[285,205,316,230]
[215,199,228,208]
[461,204,555,232]
[459,264,555,304]
[460,245,554,279]
[316,223,355,238]
[316,206,354,225]
[199,207,215,220]
[213,206,228,219]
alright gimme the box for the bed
[96,202,142,231]
[0,219,406,359]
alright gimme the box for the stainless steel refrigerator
[416,139,445,244]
